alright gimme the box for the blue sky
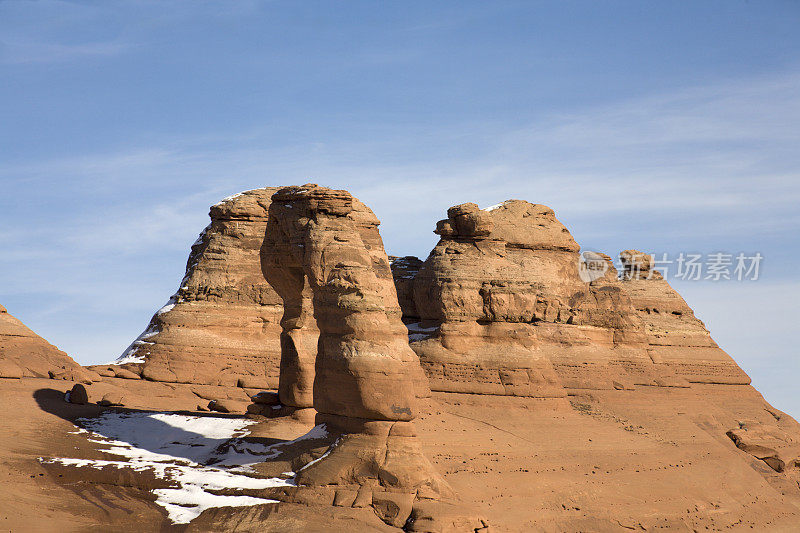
[1,1,799,415]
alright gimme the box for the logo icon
[578,251,610,283]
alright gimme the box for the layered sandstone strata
[257,184,449,517]
[618,250,751,385]
[124,190,751,398]
[0,304,91,381]
[121,188,316,387]
[405,200,750,396]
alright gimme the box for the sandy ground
[1,376,799,532]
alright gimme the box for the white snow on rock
[112,335,151,365]
[212,191,246,207]
[482,201,507,212]
[192,223,211,247]
[112,296,180,365]
[113,346,147,365]
[40,413,334,524]
[156,300,177,316]
[297,436,338,473]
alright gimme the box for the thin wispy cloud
[3,70,798,264]
[0,39,129,65]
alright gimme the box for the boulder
[250,391,280,405]
[113,368,140,380]
[49,368,101,384]
[68,383,89,405]
[93,367,117,377]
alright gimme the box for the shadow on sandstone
[33,387,288,464]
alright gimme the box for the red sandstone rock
[409,200,661,396]
[4,191,800,532]
[0,304,92,381]
[260,184,450,505]
[618,250,751,385]
[727,421,800,472]
[119,188,315,388]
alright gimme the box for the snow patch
[42,415,332,524]
[482,202,507,212]
[41,412,294,523]
[113,333,153,364]
[192,223,211,247]
[113,344,148,365]
[156,300,176,315]
[213,191,246,207]
[113,296,180,365]
[298,436,338,472]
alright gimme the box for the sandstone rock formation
[120,188,314,388]
[258,184,446,507]
[119,192,752,397]
[0,304,91,381]
[402,200,750,396]
[8,189,800,532]
[619,249,751,385]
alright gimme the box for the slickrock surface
[0,304,92,381]
[5,375,800,531]
[120,188,316,388]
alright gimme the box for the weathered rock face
[261,185,429,418]
[618,250,751,385]
[727,420,800,473]
[409,201,638,395]
[0,304,88,380]
[260,184,447,499]
[123,191,753,400]
[405,200,750,396]
[122,188,317,387]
